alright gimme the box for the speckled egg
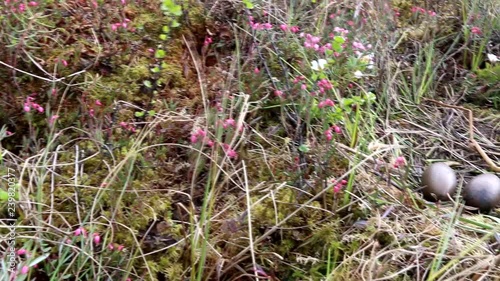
[464,174,500,213]
[421,163,457,201]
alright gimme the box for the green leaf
[159,34,168,40]
[242,0,254,9]
[143,80,152,88]
[150,66,161,73]
[298,144,309,153]
[169,5,182,16]
[162,25,170,33]
[333,36,345,43]
[155,49,166,59]
[311,73,318,81]
[135,111,145,117]
[332,42,342,52]
[148,110,156,116]
[29,253,50,267]
[171,20,180,28]
[0,190,8,201]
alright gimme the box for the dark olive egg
[464,174,500,213]
[421,163,457,201]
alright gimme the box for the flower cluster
[203,36,213,46]
[318,98,335,109]
[279,24,300,33]
[119,121,137,133]
[111,18,131,31]
[301,33,332,53]
[411,6,437,17]
[5,0,38,13]
[470,26,481,35]
[249,16,273,30]
[317,79,333,94]
[324,125,342,141]
[23,96,44,113]
[190,124,240,158]
[333,179,347,193]
[393,156,406,168]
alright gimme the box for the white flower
[487,53,498,63]
[311,59,328,71]
[354,70,364,78]
[360,53,375,69]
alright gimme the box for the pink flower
[190,134,198,144]
[226,148,237,158]
[333,184,343,193]
[274,90,284,97]
[262,23,272,29]
[393,156,406,168]
[6,131,13,136]
[108,244,115,250]
[222,144,238,158]
[117,245,125,251]
[196,128,206,138]
[23,104,30,112]
[471,26,481,35]
[61,59,68,67]
[333,27,349,35]
[74,227,87,237]
[28,1,37,6]
[95,100,102,106]
[89,109,95,117]
[223,118,236,129]
[332,125,341,134]
[20,265,29,274]
[204,37,213,46]
[34,104,44,113]
[121,0,125,5]
[290,26,300,33]
[325,130,333,141]
[352,41,366,51]
[324,99,335,107]
[17,249,27,256]
[206,139,214,147]
[279,24,288,31]
[254,67,260,74]
[49,115,59,125]
[190,128,208,143]
[93,233,101,245]
[301,84,307,90]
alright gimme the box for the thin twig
[425,98,500,172]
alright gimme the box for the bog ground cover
[0,0,499,280]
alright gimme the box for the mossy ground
[1,0,499,280]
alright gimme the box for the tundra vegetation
[0,0,499,280]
